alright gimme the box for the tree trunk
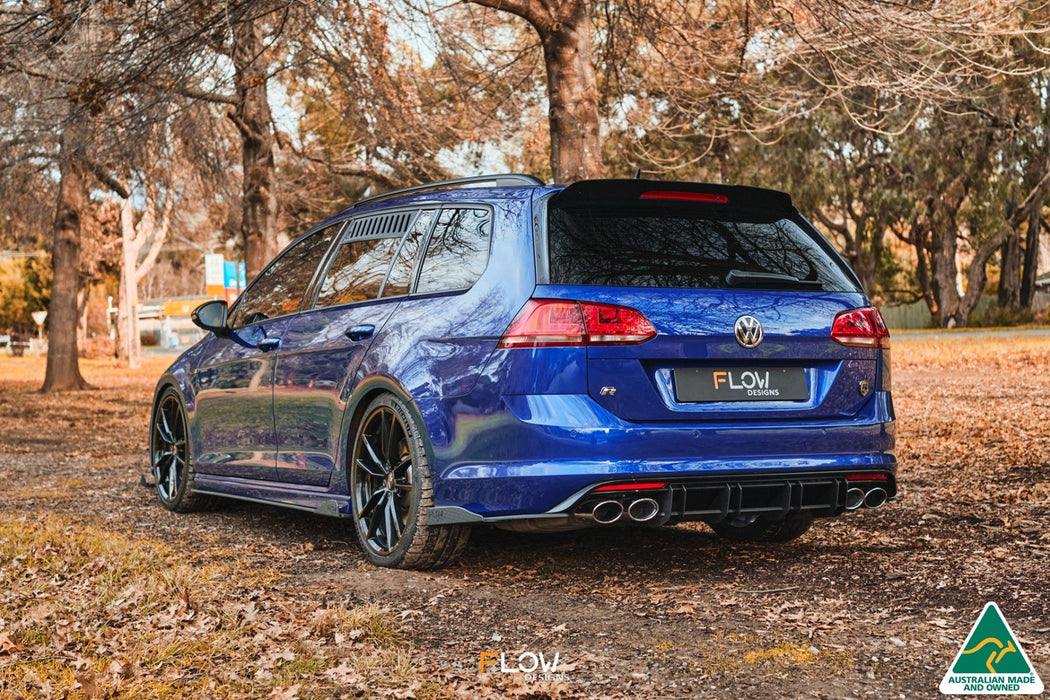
[231,17,278,279]
[42,128,92,392]
[117,198,141,368]
[539,2,603,182]
[1020,204,1042,308]
[919,175,971,327]
[465,0,603,183]
[998,228,1022,308]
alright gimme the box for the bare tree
[173,2,308,277]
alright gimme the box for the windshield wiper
[725,269,823,289]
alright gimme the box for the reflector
[593,482,668,492]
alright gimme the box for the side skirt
[195,474,352,518]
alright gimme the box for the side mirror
[191,300,230,336]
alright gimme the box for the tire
[150,386,211,512]
[349,393,471,569]
[711,512,814,543]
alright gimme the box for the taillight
[831,307,890,348]
[497,299,657,349]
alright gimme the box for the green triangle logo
[940,602,1044,694]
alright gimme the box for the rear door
[541,180,875,423]
[272,209,433,486]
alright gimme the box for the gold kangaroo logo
[961,637,1018,673]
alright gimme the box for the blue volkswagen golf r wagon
[150,176,896,569]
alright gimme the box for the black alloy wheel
[350,394,470,569]
[150,387,208,512]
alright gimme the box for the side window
[383,209,436,297]
[415,207,492,295]
[316,237,401,308]
[228,224,341,328]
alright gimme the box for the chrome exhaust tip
[845,488,865,511]
[591,500,625,524]
[864,487,888,509]
[627,497,660,523]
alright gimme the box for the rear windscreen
[547,207,859,292]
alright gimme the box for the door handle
[257,337,281,352]
[345,325,375,342]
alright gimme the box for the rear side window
[384,209,436,297]
[547,207,858,292]
[416,207,492,294]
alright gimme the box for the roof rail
[354,174,544,208]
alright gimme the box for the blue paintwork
[153,180,896,525]
[189,317,293,480]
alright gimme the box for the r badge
[734,315,764,349]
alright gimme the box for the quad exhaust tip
[845,488,865,510]
[590,497,662,524]
[864,487,888,509]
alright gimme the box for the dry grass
[0,353,447,699]
[0,514,438,698]
[0,354,172,389]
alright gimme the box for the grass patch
[0,514,438,698]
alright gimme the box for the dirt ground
[1,330,1048,699]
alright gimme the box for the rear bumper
[426,391,896,518]
[428,469,896,525]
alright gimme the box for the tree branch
[171,83,238,107]
[465,0,554,35]
[83,159,130,199]
[1008,167,1050,229]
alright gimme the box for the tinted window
[228,224,340,328]
[316,237,401,307]
[416,207,492,294]
[547,207,857,292]
[384,209,436,297]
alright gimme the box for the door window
[228,224,342,328]
[383,209,436,297]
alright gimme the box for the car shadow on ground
[180,493,910,585]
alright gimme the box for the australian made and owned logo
[940,603,1044,695]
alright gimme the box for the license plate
[674,367,809,402]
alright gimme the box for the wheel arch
[150,375,185,435]
[338,375,434,492]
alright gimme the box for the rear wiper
[725,269,823,289]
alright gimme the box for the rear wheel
[711,513,814,542]
[349,394,470,569]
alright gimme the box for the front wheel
[150,386,211,512]
[349,394,470,569]
[710,513,814,543]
